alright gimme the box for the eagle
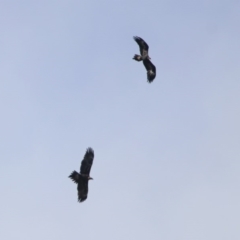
[133,36,156,83]
[69,148,94,203]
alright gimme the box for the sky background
[1,1,240,239]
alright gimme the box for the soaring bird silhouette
[133,36,156,83]
[69,148,94,202]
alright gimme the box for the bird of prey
[133,36,156,83]
[69,148,94,203]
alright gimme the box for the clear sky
[1,1,240,239]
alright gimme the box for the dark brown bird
[69,148,94,202]
[133,36,156,83]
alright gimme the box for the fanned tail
[133,54,142,61]
[69,171,80,184]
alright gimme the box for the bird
[69,148,94,203]
[133,36,156,83]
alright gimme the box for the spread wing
[69,171,80,184]
[80,148,94,176]
[143,59,156,83]
[133,36,149,56]
[77,176,89,202]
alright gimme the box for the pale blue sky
[1,1,240,239]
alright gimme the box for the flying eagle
[69,148,94,203]
[133,36,156,83]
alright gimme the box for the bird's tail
[69,171,80,184]
[133,54,142,61]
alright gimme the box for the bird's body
[133,36,156,83]
[69,148,94,203]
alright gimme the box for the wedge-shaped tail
[69,171,80,184]
[133,54,142,61]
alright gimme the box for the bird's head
[88,176,93,180]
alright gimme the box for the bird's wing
[69,171,80,184]
[77,177,89,202]
[80,147,94,176]
[143,59,156,82]
[143,58,156,72]
[133,36,149,55]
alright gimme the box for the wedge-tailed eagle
[69,148,94,203]
[133,36,156,83]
